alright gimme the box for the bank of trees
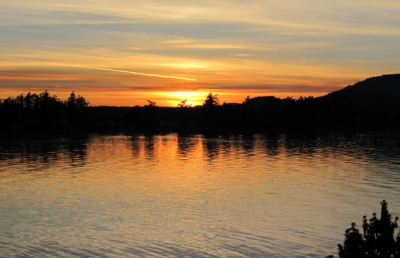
[1,90,88,111]
[1,87,400,133]
[0,91,89,131]
[1,90,88,110]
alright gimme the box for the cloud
[2,0,400,34]
[1,0,400,106]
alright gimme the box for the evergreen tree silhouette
[328,200,399,258]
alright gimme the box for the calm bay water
[1,133,400,257]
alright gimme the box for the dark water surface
[1,133,400,257]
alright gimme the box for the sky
[1,0,400,106]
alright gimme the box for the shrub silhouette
[177,99,192,108]
[327,200,399,258]
[203,92,219,107]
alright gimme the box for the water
[1,133,400,257]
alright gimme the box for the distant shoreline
[2,74,400,135]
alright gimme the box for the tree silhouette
[67,91,88,108]
[327,200,400,258]
[243,95,251,104]
[147,100,157,107]
[177,99,192,108]
[24,92,33,109]
[67,91,77,108]
[203,92,219,107]
[75,95,89,108]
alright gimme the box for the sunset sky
[1,0,400,106]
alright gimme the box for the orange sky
[0,57,384,106]
[1,0,399,106]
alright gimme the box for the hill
[320,74,400,112]
[343,74,400,96]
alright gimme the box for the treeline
[0,91,89,131]
[129,91,400,133]
[1,88,400,133]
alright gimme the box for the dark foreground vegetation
[327,200,400,258]
[1,74,400,134]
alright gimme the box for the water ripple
[1,133,400,257]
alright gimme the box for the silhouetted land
[1,74,400,134]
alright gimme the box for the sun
[150,91,208,106]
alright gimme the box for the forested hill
[342,74,400,96]
[319,74,400,114]
[1,74,400,133]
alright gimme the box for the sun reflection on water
[1,133,400,257]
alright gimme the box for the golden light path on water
[1,133,400,257]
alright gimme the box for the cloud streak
[1,0,400,106]
[0,56,197,81]
[74,66,196,81]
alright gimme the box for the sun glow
[166,92,206,98]
[148,91,210,106]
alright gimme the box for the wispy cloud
[1,0,400,105]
